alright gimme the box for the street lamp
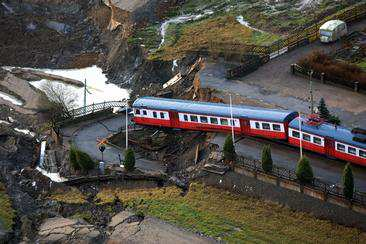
[298,112,303,158]
[229,94,235,144]
[125,99,129,150]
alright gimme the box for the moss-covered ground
[95,183,366,243]
[0,183,15,231]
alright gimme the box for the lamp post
[229,94,235,144]
[309,70,314,114]
[298,112,303,158]
[125,100,129,150]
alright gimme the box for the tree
[261,145,273,173]
[124,148,135,171]
[69,146,80,171]
[318,98,330,119]
[223,134,236,163]
[342,163,354,200]
[296,156,314,184]
[328,115,341,126]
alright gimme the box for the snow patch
[236,16,264,33]
[1,2,14,14]
[172,60,178,72]
[0,91,23,106]
[160,10,213,47]
[36,167,67,183]
[30,66,129,108]
[14,128,36,137]
[163,73,182,89]
[0,120,10,125]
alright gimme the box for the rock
[37,217,101,243]
[109,221,140,241]
[108,211,135,229]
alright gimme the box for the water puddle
[30,65,129,108]
[0,91,23,106]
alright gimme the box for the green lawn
[95,183,365,243]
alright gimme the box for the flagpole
[229,94,235,144]
[298,112,303,158]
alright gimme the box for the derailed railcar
[289,118,366,166]
[132,97,298,140]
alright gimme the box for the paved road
[200,20,366,128]
[212,133,366,192]
[61,114,166,173]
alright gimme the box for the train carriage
[289,118,366,166]
[132,97,298,140]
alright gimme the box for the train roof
[133,97,298,123]
[289,118,366,149]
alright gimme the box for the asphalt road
[211,133,366,192]
[61,114,166,173]
[200,19,366,128]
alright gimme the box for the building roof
[320,20,345,31]
[289,118,366,149]
[133,97,298,123]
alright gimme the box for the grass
[357,59,366,71]
[48,187,87,204]
[95,183,365,243]
[70,211,93,222]
[0,183,15,231]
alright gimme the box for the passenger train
[132,97,366,167]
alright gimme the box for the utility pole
[229,94,235,144]
[309,70,314,114]
[298,112,303,158]
[84,78,87,114]
[125,100,129,150]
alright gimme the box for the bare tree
[41,81,77,128]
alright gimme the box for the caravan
[319,20,347,43]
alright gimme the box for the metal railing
[57,100,127,125]
[235,156,366,206]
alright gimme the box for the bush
[261,145,273,173]
[298,50,366,89]
[124,148,135,171]
[69,146,95,173]
[296,156,313,184]
[223,134,236,163]
[343,163,354,200]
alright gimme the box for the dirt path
[200,19,366,128]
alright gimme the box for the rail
[56,100,127,126]
[235,156,366,206]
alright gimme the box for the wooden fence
[291,64,364,92]
[235,156,366,206]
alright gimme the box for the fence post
[103,101,105,110]
[354,81,359,92]
[291,64,295,74]
[92,103,95,113]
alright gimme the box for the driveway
[200,19,366,128]
[61,114,166,173]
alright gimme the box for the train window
[183,114,188,121]
[153,111,157,118]
[210,117,218,124]
[135,109,140,115]
[221,118,228,126]
[142,110,147,116]
[190,115,198,122]
[272,124,281,131]
[255,122,260,129]
[360,150,366,158]
[262,123,270,130]
[336,143,345,152]
[303,134,311,142]
[313,136,322,145]
[200,116,208,123]
[292,130,300,138]
[348,147,356,155]
[160,112,165,119]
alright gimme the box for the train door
[240,119,250,135]
[324,137,335,158]
[169,111,179,128]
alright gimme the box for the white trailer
[319,20,347,43]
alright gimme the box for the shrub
[69,146,95,173]
[223,134,236,163]
[342,163,354,200]
[69,146,81,171]
[261,145,273,173]
[296,156,313,184]
[124,148,135,171]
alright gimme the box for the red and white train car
[132,97,298,140]
[288,118,366,166]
